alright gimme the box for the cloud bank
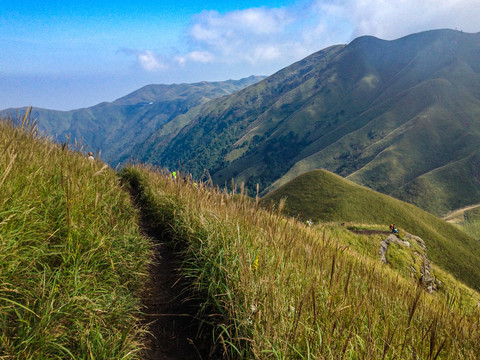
[131,0,480,74]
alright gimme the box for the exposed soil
[442,204,480,223]
[126,185,217,360]
[141,234,211,360]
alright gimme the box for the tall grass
[122,164,480,359]
[0,112,152,359]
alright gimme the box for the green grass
[0,112,152,359]
[121,164,480,359]
[262,169,480,292]
[3,110,480,359]
[443,204,480,240]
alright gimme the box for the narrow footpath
[128,189,216,359]
[141,235,207,360]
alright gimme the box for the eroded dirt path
[349,229,391,235]
[126,185,215,360]
[442,204,480,223]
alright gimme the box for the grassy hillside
[391,153,480,216]
[147,29,480,215]
[121,164,480,359]
[262,169,480,292]
[0,112,151,358]
[4,110,480,358]
[443,204,480,239]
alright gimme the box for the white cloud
[184,0,480,68]
[315,0,480,40]
[250,45,282,62]
[191,7,292,43]
[137,50,166,71]
[126,1,480,78]
[186,7,301,65]
[176,50,215,65]
[120,48,168,71]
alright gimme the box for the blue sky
[1,0,479,110]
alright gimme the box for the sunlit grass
[122,164,480,359]
[262,169,480,293]
[0,111,152,359]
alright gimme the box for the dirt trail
[141,233,209,360]
[349,229,391,235]
[443,204,480,223]
[127,187,215,360]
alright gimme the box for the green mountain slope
[150,29,480,215]
[262,169,480,291]
[3,76,264,166]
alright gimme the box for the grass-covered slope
[443,203,480,239]
[262,169,480,292]
[121,164,480,359]
[391,153,480,216]
[0,114,151,358]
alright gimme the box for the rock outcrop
[379,234,411,264]
[380,233,437,292]
[405,234,437,293]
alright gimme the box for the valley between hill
[6,30,480,218]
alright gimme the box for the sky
[1,0,479,111]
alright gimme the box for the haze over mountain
[2,76,264,166]
[146,29,480,216]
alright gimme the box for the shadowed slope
[149,29,480,215]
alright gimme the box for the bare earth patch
[141,229,215,360]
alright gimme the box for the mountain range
[2,76,264,166]
[5,29,480,216]
[151,29,480,216]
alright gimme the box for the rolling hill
[2,76,264,166]
[146,29,480,216]
[262,169,480,291]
